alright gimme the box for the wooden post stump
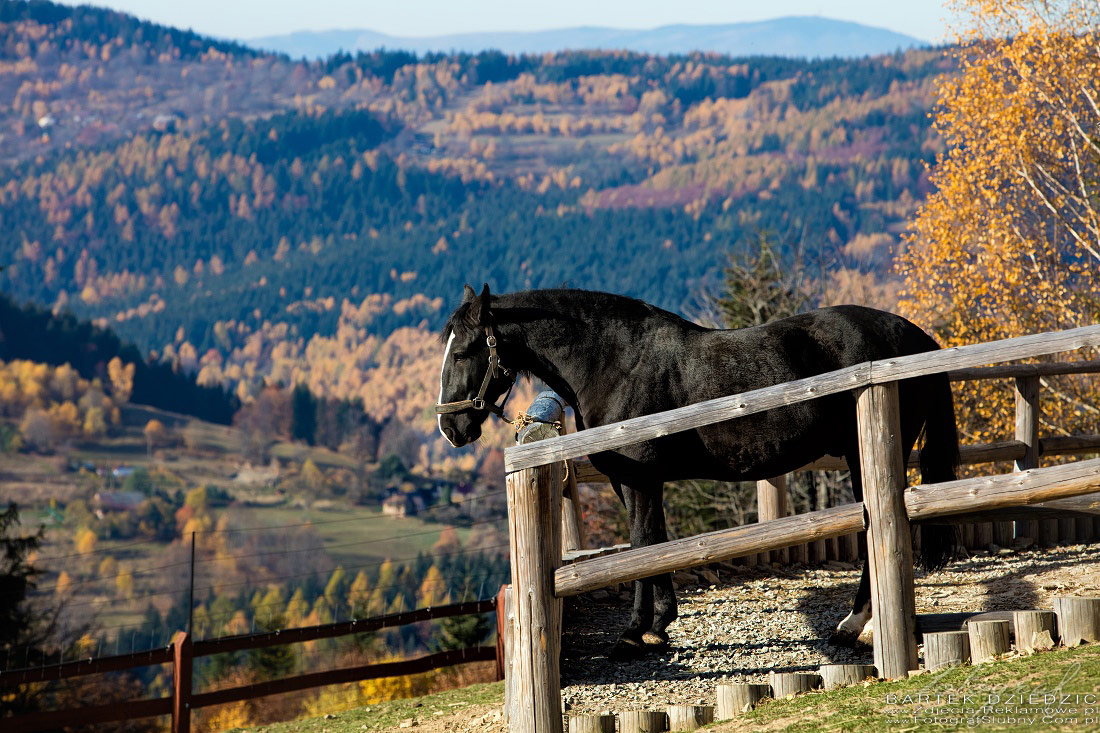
[618,710,668,733]
[1015,519,1039,545]
[1013,610,1057,653]
[1075,516,1094,543]
[559,416,586,554]
[768,671,821,698]
[1014,377,1041,548]
[856,381,919,679]
[1053,597,1100,647]
[568,714,615,733]
[809,539,827,565]
[1039,519,1059,547]
[973,522,993,549]
[1058,517,1077,544]
[923,631,970,672]
[757,476,789,564]
[790,541,809,565]
[505,458,564,733]
[840,533,859,562]
[993,521,1014,548]
[716,683,770,719]
[666,705,714,731]
[819,664,876,689]
[968,620,1011,662]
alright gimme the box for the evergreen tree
[291,384,317,445]
[0,504,45,716]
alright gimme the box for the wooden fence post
[171,631,192,733]
[495,585,508,683]
[1014,376,1043,544]
[506,458,564,733]
[856,381,918,679]
[561,421,586,553]
[756,476,788,564]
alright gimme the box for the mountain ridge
[247,16,928,61]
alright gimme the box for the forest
[5,0,1100,727]
[0,0,949,361]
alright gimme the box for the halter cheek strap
[435,325,516,420]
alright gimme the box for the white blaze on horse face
[438,331,458,446]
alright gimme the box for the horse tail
[916,372,960,571]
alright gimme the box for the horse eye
[453,352,469,362]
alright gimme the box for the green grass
[225,504,477,568]
[231,681,505,732]
[236,646,1100,732]
[729,644,1100,732]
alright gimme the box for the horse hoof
[608,636,646,660]
[641,631,669,648]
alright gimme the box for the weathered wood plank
[757,476,789,564]
[561,543,631,565]
[801,441,1028,472]
[857,382,918,679]
[578,435,1097,483]
[506,460,563,733]
[947,359,1100,381]
[1015,376,1042,543]
[506,363,871,471]
[554,504,865,597]
[507,325,1100,472]
[554,456,1100,599]
[871,325,1100,383]
[905,455,1100,520]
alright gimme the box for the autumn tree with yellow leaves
[897,0,1100,444]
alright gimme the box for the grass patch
[231,681,504,732]
[233,647,1100,732]
[729,644,1100,731]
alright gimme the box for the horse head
[436,283,515,447]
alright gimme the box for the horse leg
[833,458,872,646]
[610,481,676,657]
[645,484,677,646]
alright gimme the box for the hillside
[248,17,928,60]
[0,0,954,465]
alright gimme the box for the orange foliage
[897,0,1100,444]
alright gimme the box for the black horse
[437,285,959,655]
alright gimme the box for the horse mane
[440,288,691,343]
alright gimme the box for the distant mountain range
[246,16,928,60]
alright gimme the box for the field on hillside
[7,401,508,646]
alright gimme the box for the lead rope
[512,412,570,485]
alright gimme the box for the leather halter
[435,325,515,419]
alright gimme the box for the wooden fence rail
[505,324,1100,472]
[502,324,1100,732]
[1,598,501,732]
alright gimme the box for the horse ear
[476,284,492,325]
[462,284,477,302]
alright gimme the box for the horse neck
[494,296,634,423]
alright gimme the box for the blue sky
[59,1,953,43]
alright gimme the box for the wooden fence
[500,324,1100,733]
[572,359,1100,561]
[1,599,500,732]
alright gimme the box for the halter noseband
[435,325,516,420]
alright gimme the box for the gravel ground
[557,541,1100,715]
